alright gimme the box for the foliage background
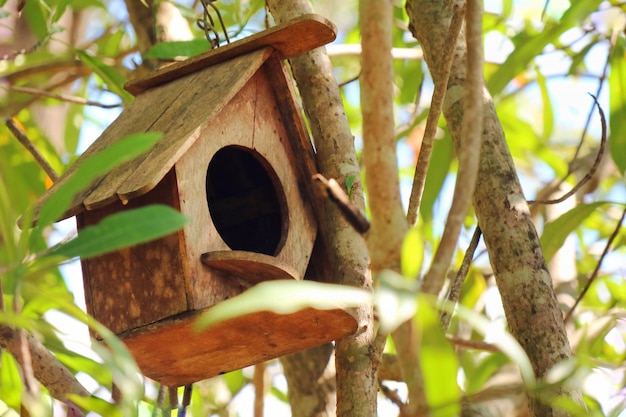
[0,0,625,415]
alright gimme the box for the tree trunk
[266,2,379,416]
[404,2,580,416]
[280,344,336,417]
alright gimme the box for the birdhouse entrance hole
[206,146,287,256]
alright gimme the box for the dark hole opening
[206,146,286,255]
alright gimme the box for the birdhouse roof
[30,15,336,224]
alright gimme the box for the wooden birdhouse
[29,15,357,386]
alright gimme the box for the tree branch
[405,1,581,415]
[406,6,464,226]
[564,205,626,323]
[6,118,59,182]
[421,0,484,297]
[0,326,90,400]
[265,2,377,416]
[7,85,122,109]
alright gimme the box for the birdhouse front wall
[78,171,192,334]
[175,66,317,310]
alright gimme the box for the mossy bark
[405,2,579,416]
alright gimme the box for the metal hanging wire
[197,0,230,49]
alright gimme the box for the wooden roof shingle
[30,14,336,223]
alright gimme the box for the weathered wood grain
[124,14,337,95]
[201,251,299,282]
[122,307,358,386]
[117,48,272,201]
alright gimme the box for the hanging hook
[197,0,230,49]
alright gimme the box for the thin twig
[6,118,59,182]
[253,362,266,417]
[464,383,524,404]
[529,94,606,206]
[177,385,192,417]
[17,329,39,395]
[312,174,370,234]
[338,71,361,88]
[4,61,88,83]
[422,0,484,296]
[8,73,84,117]
[564,206,626,323]
[7,85,122,108]
[168,386,178,409]
[0,32,51,62]
[378,381,406,410]
[447,335,499,352]
[571,34,614,163]
[440,226,482,330]
[406,4,464,225]
[154,384,167,417]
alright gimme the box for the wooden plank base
[121,307,357,386]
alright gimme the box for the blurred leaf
[23,0,49,38]
[50,0,71,24]
[144,39,211,59]
[375,270,418,333]
[0,350,22,411]
[466,352,510,393]
[222,369,246,395]
[540,202,607,263]
[63,80,88,155]
[345,174,356,199]
[487,0,603,95]
[196,281,371,330]
[395,58,423,105]
[53,351,113,388]
[420,134,453,222]
[401,225,423,278]
[68,394,122,417]
[97,29,125,58]
[535,66,554,142]
[568,40,596,76]
[415,295,461,417]
[49,205,188,259]
[37,132,162,228]
[609,37,626,175]
[441,300,536,385]
[75,50,134,102]
[21,391,53,417]
[270,386,289,403]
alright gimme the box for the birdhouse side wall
[174,68,317,309]
[78,171,189,334]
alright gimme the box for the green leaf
[23,0,49,39]
[535,65,554,142]
[50,0,71,24]
[420,134,453,222]
[568,40,596,76]
[37,132,162,227]
[195,281,371,330]
[415,295,461,417]
[401,226,424,279]
[441,300,536,385]
[345,174,356,199]
[0,350,22,411]
[49,205,188,259]
[540,202,607,263]
[68,394,122,417]
[375,270,418,333]
[609,37,626,176]
[222,369,246,394]
[466,352,510,393]
[144,39,211,59]
[75,49,134,102]
[487,0,603,95]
